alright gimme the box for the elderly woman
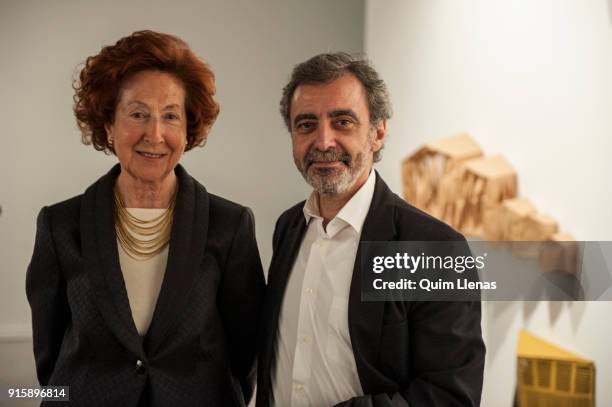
[26,30,265,406]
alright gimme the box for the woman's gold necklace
[114,185,177,260]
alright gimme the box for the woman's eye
[165,113,180,120]
[130,111,147,119]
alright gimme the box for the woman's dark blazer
[26,164,265,407]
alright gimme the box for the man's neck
[318,169,371,228]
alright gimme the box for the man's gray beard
[301,151,366,196]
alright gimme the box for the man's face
[289,74,385,196]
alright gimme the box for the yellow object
[517,330,595,407]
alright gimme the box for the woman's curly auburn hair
[73,30,219,153]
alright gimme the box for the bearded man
[257,52,485,407]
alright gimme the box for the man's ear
[371,119,387,153]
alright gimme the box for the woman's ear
[105,123,114,145]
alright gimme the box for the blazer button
[135,359,146,374]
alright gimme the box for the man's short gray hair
[280,52,392,162]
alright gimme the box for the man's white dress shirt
[272,170,376,407]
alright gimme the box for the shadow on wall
[609,0,612,25]
[485,301,588,364]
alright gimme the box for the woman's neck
[116,171,177,208]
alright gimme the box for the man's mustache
[304,148,352,168]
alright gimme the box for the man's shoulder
[275,200,307,230]
[269,200,306,249]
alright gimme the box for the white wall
[0,0,364,391]
[365,0,612,406]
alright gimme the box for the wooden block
[521,213,559,241]
[538,233,579,274]
[511,213,558,257]
[483,198,535,241]
[425,133,483,160]
[402,133,483,224]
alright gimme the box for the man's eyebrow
[293,113,318,126]
[329,109,360,122]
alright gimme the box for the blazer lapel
[348,171,398,394]
[144,164,209,356]
[260,210,307,401]
[267,217,307,332]
[82,164,144,357]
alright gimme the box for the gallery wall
[365,0,612,406]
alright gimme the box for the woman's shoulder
[44,193,84,227]
[207,192,252,222]
[183,167,251,222]
[45,194,84,219]
[200,192,257,241]
[35,194,84,241]
[43,166,115,218]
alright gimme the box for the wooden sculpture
[403,134,577,273]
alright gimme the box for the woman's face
[105,70,187,184]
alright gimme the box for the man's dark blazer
[26,164,265,407]
[257,172,485,407]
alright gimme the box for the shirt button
[294,384,304,392]
[301,335,311,344]
[305,288,313,294]
[135,359,146,374]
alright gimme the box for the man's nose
[313,122,337,151]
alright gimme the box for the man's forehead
[290,74,367,115]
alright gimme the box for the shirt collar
[302,169,377,236]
